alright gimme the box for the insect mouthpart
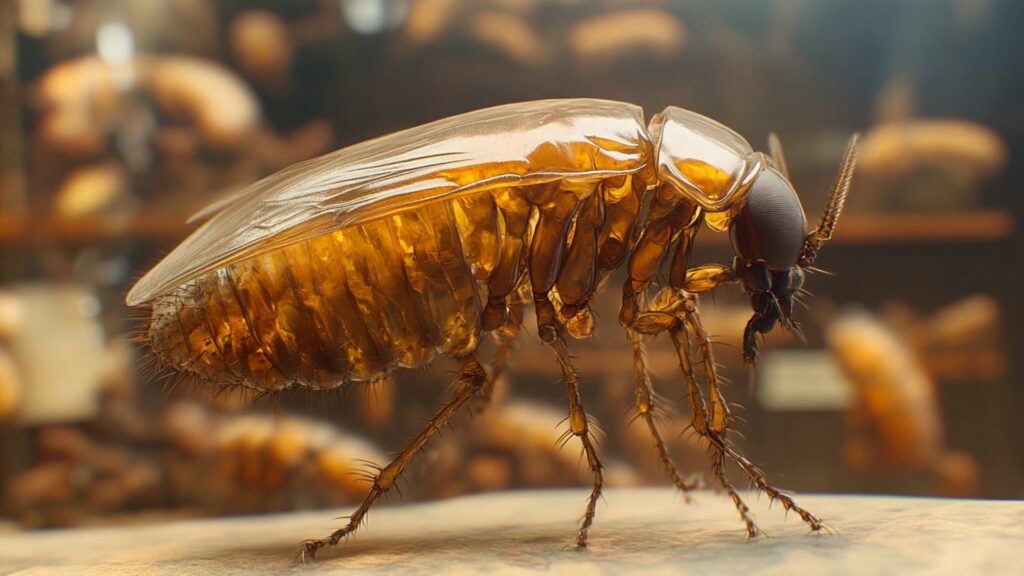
[737,261,805,365]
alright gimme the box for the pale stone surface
[0,488,1021,575]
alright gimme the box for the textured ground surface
[1,488,1021,575]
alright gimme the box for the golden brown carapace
[129,99,858,558]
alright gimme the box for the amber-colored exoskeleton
[127,99,859,558]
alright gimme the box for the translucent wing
[127,99,653,305]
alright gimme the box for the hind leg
[298,355,487,560]
[548,337,604,550]
[477,298,523,413]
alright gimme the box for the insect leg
[677,297,730,436]
[679,263,735,293]
[619,195,700,327]
[484,188,531,332]
[619,211,673,327]
[710,436,826,533]
[530,191,583,343]
[667,221,698,290]
[596,174,643,272]
[711,447,759,538]
[677,299,826,534]
[298,355,487,561]
[478,298,524,413]
[668,307,760,538]
[629,328,698,497]
[632,297,760,536]
[548,337,604,550]
[556,189,604,339]
[629,310,710,439]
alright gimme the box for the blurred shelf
[829,210,1016,243]
[0,210,1014,245]
[0,214,189,244]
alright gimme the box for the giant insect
[127,99,858,558]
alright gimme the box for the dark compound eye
[730,169,808,270]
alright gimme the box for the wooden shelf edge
[832,211,1016,243]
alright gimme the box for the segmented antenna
[799,133,860,268]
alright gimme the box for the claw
[296,540,324,563]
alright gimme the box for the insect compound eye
[730,168,808,271]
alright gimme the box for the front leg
[630,289,827,536]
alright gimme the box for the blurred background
[0,0,1021,531]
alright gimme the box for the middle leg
[665,312,760,537]
[629,328,698,498]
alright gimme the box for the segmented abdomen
[147,175,646,391]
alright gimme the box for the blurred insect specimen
[427,399,611,498]
[827,310,980,497]
[36,55,259,156]
[127,99,858,558]
[0,293,21,419]
[163,404,386,514]
[0,347,18,419]
[33,54,262,221]
[4,401,386,527]
[855,119,1005,211]
[883,294,1004,382]
[568,9,686,63]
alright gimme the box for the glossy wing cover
[127,99,653,305]
[649,107,761,232]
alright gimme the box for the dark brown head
[730,134,860,364]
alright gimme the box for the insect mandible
[127,99,859,559]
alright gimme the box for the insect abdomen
[148,173,648,391]
[148,200,484,391]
